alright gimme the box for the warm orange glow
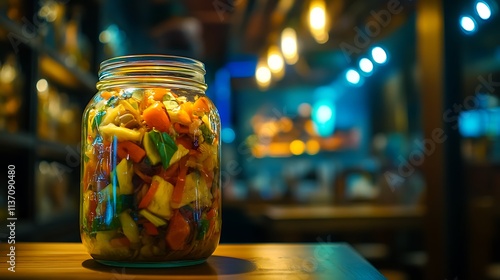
[321,137,343,150]
[290,140,305,155]
[280,117,293,133]
[251,145,266,158]
[267,46,284,74]
[281,27,299,65]
[305,120,316,136]
[270,142,292,157]
[255,61,271,89]
[306,139,320,155]
[308,0,329,44]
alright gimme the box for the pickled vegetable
[81,87,220,263]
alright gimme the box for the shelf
[0,131,79,160]
[39,51,96,92]
[0,13,97,92]
[0,131,35,149]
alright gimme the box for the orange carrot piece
[100,91,113,100]
[138,180,159,209]
[165,211,190,250]
[143,102,171,132]
[153,88,168,101]
[117,141,146,163]
[193,97,210,114]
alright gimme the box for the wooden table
[0,243,385,279]
[259,205,425,241]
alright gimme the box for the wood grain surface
[0,242,386,279]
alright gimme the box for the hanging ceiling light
[359,58,374,74]
[460,16,477,33]
[308,0,329,44]
[255,61,272,89]
[267,45,285,73]
[266,45,285,81]
[346,69,361,85]
[371,46,388,64]
[281,27,299,65]
[476,1,492,20]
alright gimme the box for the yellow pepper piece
[139,209,167,227]
[116,158,134,195]
[169,144,189,167]
[119,211,140,244]
[99,123,143,142]
[147,176,174,219]
[178,172,212,208]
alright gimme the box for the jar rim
[97,54,207,91]
[99,54,206,77]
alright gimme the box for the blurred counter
[262,204,424,231]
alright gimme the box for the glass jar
[80,55,221,267]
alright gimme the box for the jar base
[95,258,207,268]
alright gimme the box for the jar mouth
[97,54,207,91]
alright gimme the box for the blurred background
[0,0,499,279]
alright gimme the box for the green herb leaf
[148,130,178,169]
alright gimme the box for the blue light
[359,58,374,74]
[371,47,388,64]
[316,105,333,123]
[225,60,258,78]
[221,127,236,143]
[488,108,500,136]
[312,100,336,137]
[459,110,487,137]
[476,1,492,20]
[460,16,477,33]
[346,69,361,85]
